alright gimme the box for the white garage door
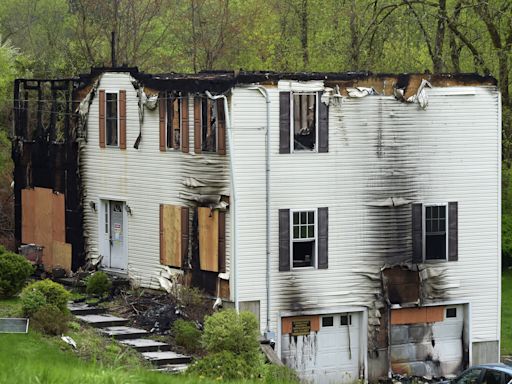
[391,305,465,378]
[281,312,362,384]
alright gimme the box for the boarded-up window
[21,187,71,271]
[160,204,189,268]
[198,207,226,272]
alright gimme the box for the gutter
[205,91,239,311]
[247,86,273,339]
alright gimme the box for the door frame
[277,306,368,382]
[97,196,128,272]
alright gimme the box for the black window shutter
[448,202,458,261]
[317,207,328,269]
[412,203,423,263]
[279,209,290,271]
[317,92,329,153]
[279,92,291,154]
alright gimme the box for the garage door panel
[281,312,362,384]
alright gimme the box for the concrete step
[142,351,191,366]
[152,364,190,373]
[76,314,128,328]
[119,338,171,352]
[99,326,148,340]
[68,303,106,316]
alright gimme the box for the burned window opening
[293,93,316,151]
[166,93,182,150]
[425,205,447,260]
[106,93,118,146]
[292,210,315,268]
[201,98,217,152]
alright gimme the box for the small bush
[85,272,112,297]
[202,309,260,354]
[263,364,300,384]
[20,279,70,316]
[31,304,70,335]
[188,350,262,381]
[172,319,202,353]
[0,246,34,298]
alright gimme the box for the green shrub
[20,279,70,316]
[503,214,512,268]
[263,364,300,384]
[31,304,70,335]
[188,351,262,381]
[202,309,260,354]
[85,271,112,297]
[172,319,202,353]
[0,246,34,298]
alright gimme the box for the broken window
[425,205,447,260]
[292,93,316,151]
[167,95,182,150]
[106,92,118,146]
[201,98,217,152]
[292,210,316,268]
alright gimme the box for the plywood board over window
[160,204,189,268]
[21,187,70,271]
[198,207,219,272]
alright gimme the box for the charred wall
[12,79,85,270]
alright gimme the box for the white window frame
[290,92,319,153]
[166,94,183,151]
[105,91,119,148]
[422,203,449,262]
[290,208,318,269]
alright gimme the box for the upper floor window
[106,92,118,146]
[292,210,316,268]
[167,95,182,150]
[411,202,458,263]
[194,96,226,155]
[425,205,446,260]
[279,207,328,271]
[279,91,328,154]
[292,93,317,151]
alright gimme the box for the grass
[502,268,512,355]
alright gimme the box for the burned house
[13,67,501,383]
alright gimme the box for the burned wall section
[12,78,85,271]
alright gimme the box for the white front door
[101,200,127,271]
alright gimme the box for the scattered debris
[61,335,77,349]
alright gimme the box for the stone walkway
[68,302,191,373]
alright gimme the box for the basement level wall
[230,84,500,350]
[81,72,231,289]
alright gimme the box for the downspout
[205,91,239,310]
[247,86,272,338]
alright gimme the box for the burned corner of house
[12,77,86,275]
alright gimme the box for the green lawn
[503,269,512,355]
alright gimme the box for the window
[454,369,482,384]
[292,210,316,268]
[167,95,182,150]
[425,204,447,260]
[292,93,317,151]
[106,92,118,146]
[201,98,217,152]
[482,370,502,384]
[446,308,457,318]
[340,314,352,326]
[322,316,333,327]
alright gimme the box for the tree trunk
[349,0,359,69]
[433,0,446,73]
[300,0,308,69]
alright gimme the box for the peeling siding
[231,84,499,358]
[81,72,231,290]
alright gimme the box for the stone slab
[68,303,106,316]
[142,351,191,366]
[119,338,171,352]
[153,364,189,373]
[76,314,128,328]
[99,326,148,340]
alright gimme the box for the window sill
[423,259,448,264]
[291,266,317,271]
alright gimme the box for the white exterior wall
[81,72,231,289]
[231,84,500,352]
